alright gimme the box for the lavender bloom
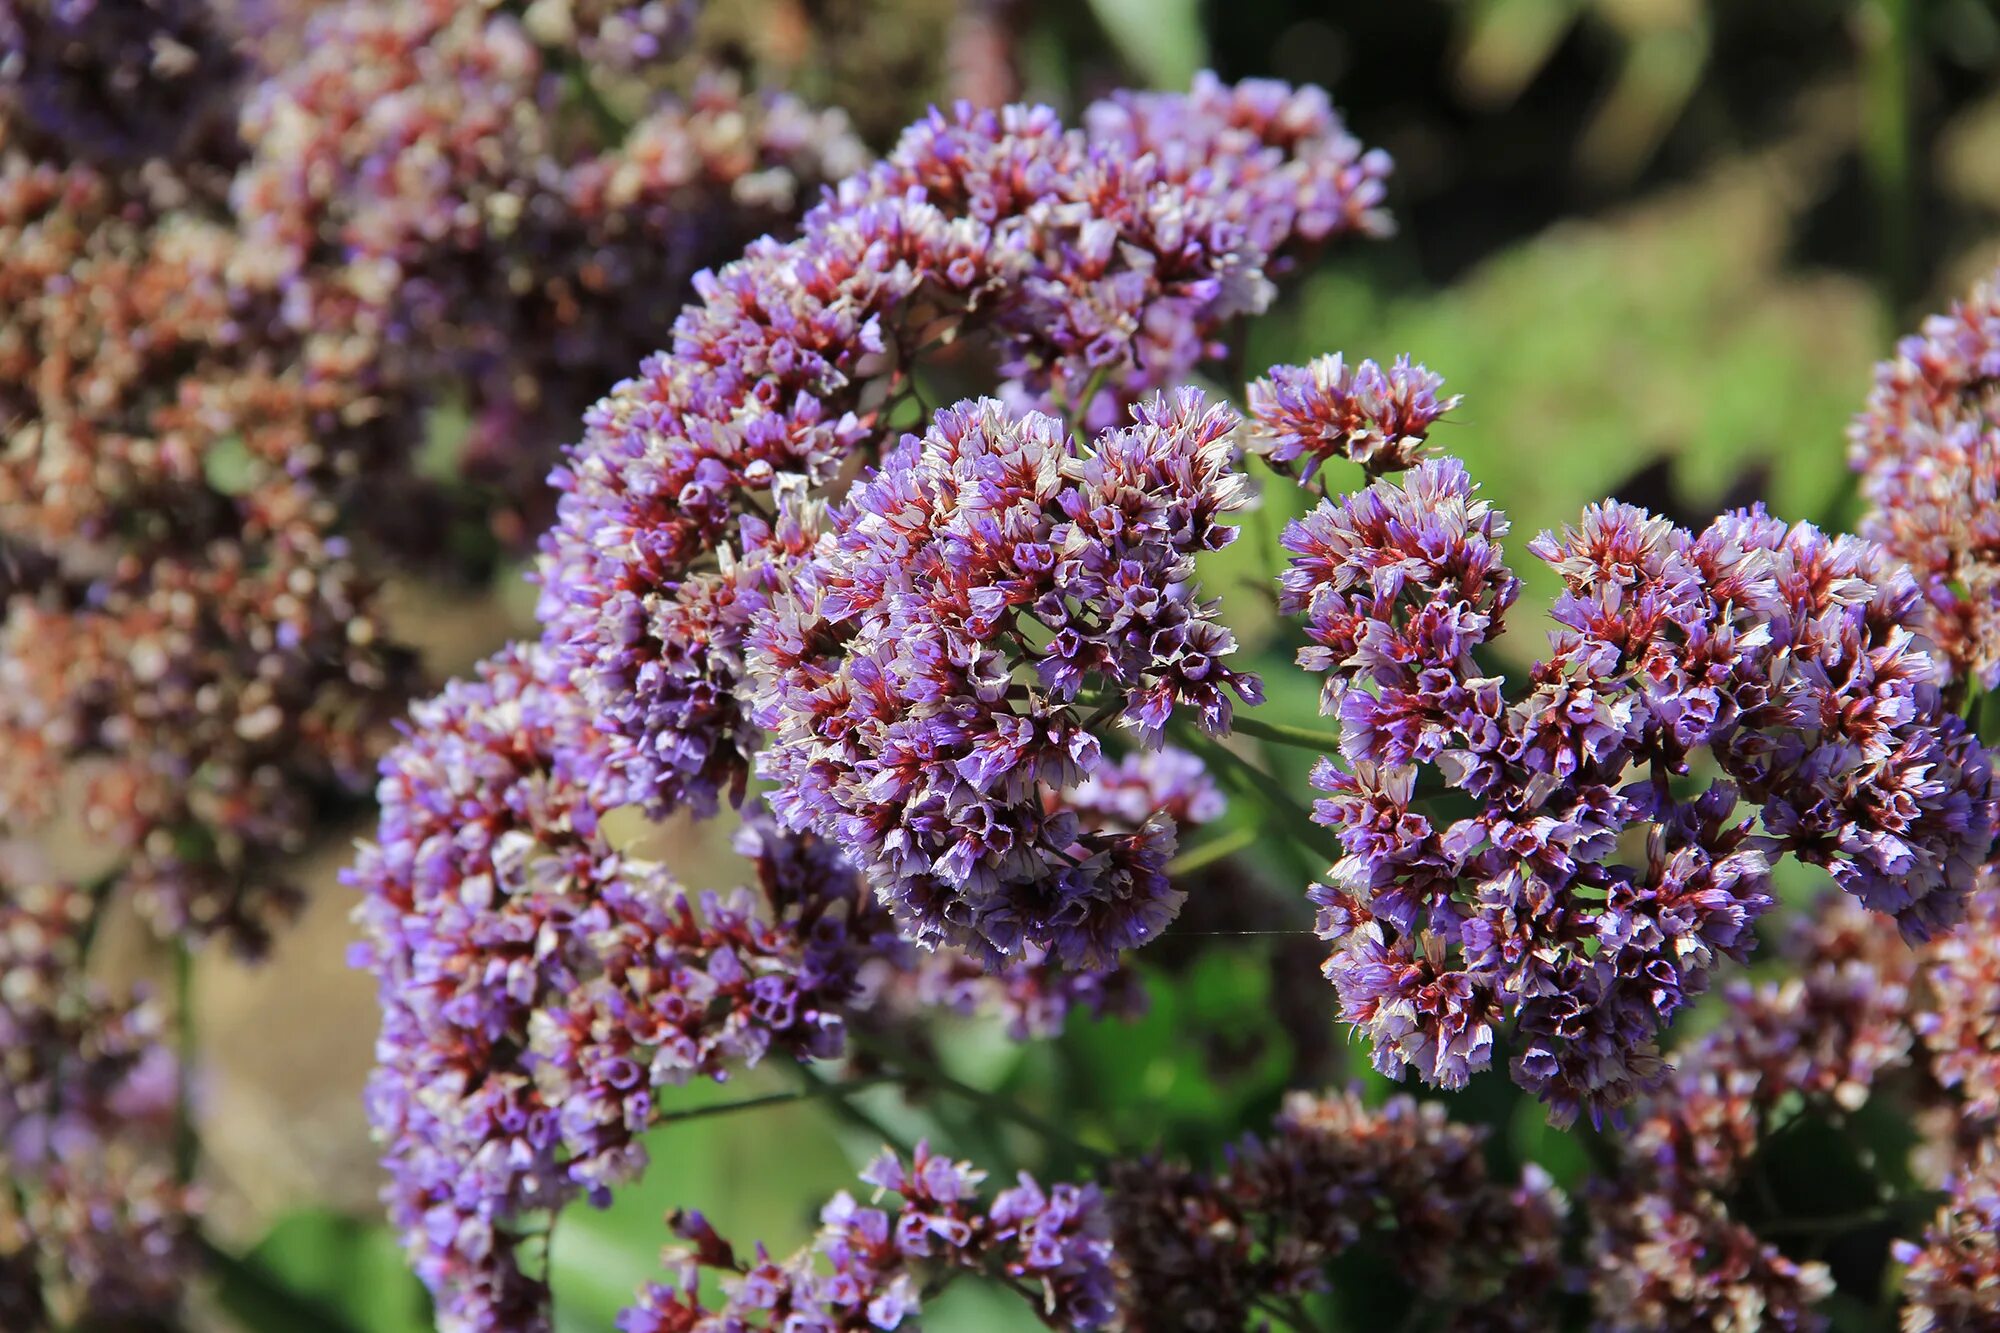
[861,747,1221,1039]
[0,880,197,1327]
[1278,455,1519,756]
[750,393,1256,969]
[1897,1143,2000,1333]
[1585,898,1918,1332]
[1284,451,1994,1123]
[0,0,246,169]
[619,1143,1116,1331]
[231,0,865,536]
[1108,1088,1566,1332]
[1848,265,2000,688]
[349,643,894,1333]
[1247,353,1458,479]
[517,0,696,73]
[0,158,418,949]
[1914,879,2000,1126]
[536,79,1390,818]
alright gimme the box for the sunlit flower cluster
[1284,436,1996,1123]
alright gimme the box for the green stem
[175,941,198,1185]
[790,1062,918,1157]
[1172,728,1343,866]
[1165,823,1257,877]
[653,1075,900,1129]
[1228,713,1341,753]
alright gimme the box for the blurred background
[82,0,2000,1328]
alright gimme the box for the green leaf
[1084,0,1205,89]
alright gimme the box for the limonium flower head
[620,1143,1116,1331]
[1285,449,1997,1124]
[0,0,246,169]
[1586,897,1918,1332]
[1897,1143,2000,1333]
[1848,264,2000,688]
[1248,353,1458,479]
[1108,1088,1566,1331]
[0,155,418,949]
[1915,881,2000,1123]
[535,76,1390,818]
[862,747,1221,1039]
[349,643,896,1332]
[0,879,196,1327]
[230,0,864,526]
[750,391,1256,968]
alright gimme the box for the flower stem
[653,1074,901,1129]
[175,941,198,1186]
[1172,728,1342,866]
[1228,713,1341,753]
[1166,823,1257,877]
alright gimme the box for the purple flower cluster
[536,76,1390,819]
[232,0,865,528]
[1915,878,2000,1126]
[1899,1142,2000,1333]
[1848,264,2000,688]
[1283,444,1996,1122]
[1586,898,1919,1331]
[348,643,897,1332]
[621,1143,1116,1331]
[0,0,871,956]
[0,879,196,1327]
[750,392,1255,968]
[1247,353,1458,479]
[859,748,1222,1040]
[1107,1088,1567,1331]
[0,0,246,169]
[0,156,418,948]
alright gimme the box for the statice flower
[1897,1143,2000,1333]
[349,643,896,1333]
[1247,353,1458,479]
[230,0,865,530]
[536,77,1390,817]
[750,392,1256,968]
[1108,1088,1566,1331]
[620,1143,1116,1331]
[0,156,418,948]
[517,0,695,74]
[1585,897,1917,1332]
[0,879,197,1327]
[0,0,246,169]
[1914,880,2000,1125]
[857,748,1220,1039]
[1848,264,2000,688]
[1284,448,1995,1122]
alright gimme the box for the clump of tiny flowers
[1898,1142,2000,1333]
[0,0,246,171]
[1246,353,1458,479]
[750,391,1257,968]
[619,1143,1116,1331]
[1848,263,2000,688]
[1277,392,1996,1123]
[535,74,1391,821]
[0,879,196,1327]
[230,0,866,534]
[1584,897,1916,1332]
[1106,1087,1566,1331]
[0,147,420,949]
[857,749,1221,1040]
[347,642,900,1333]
